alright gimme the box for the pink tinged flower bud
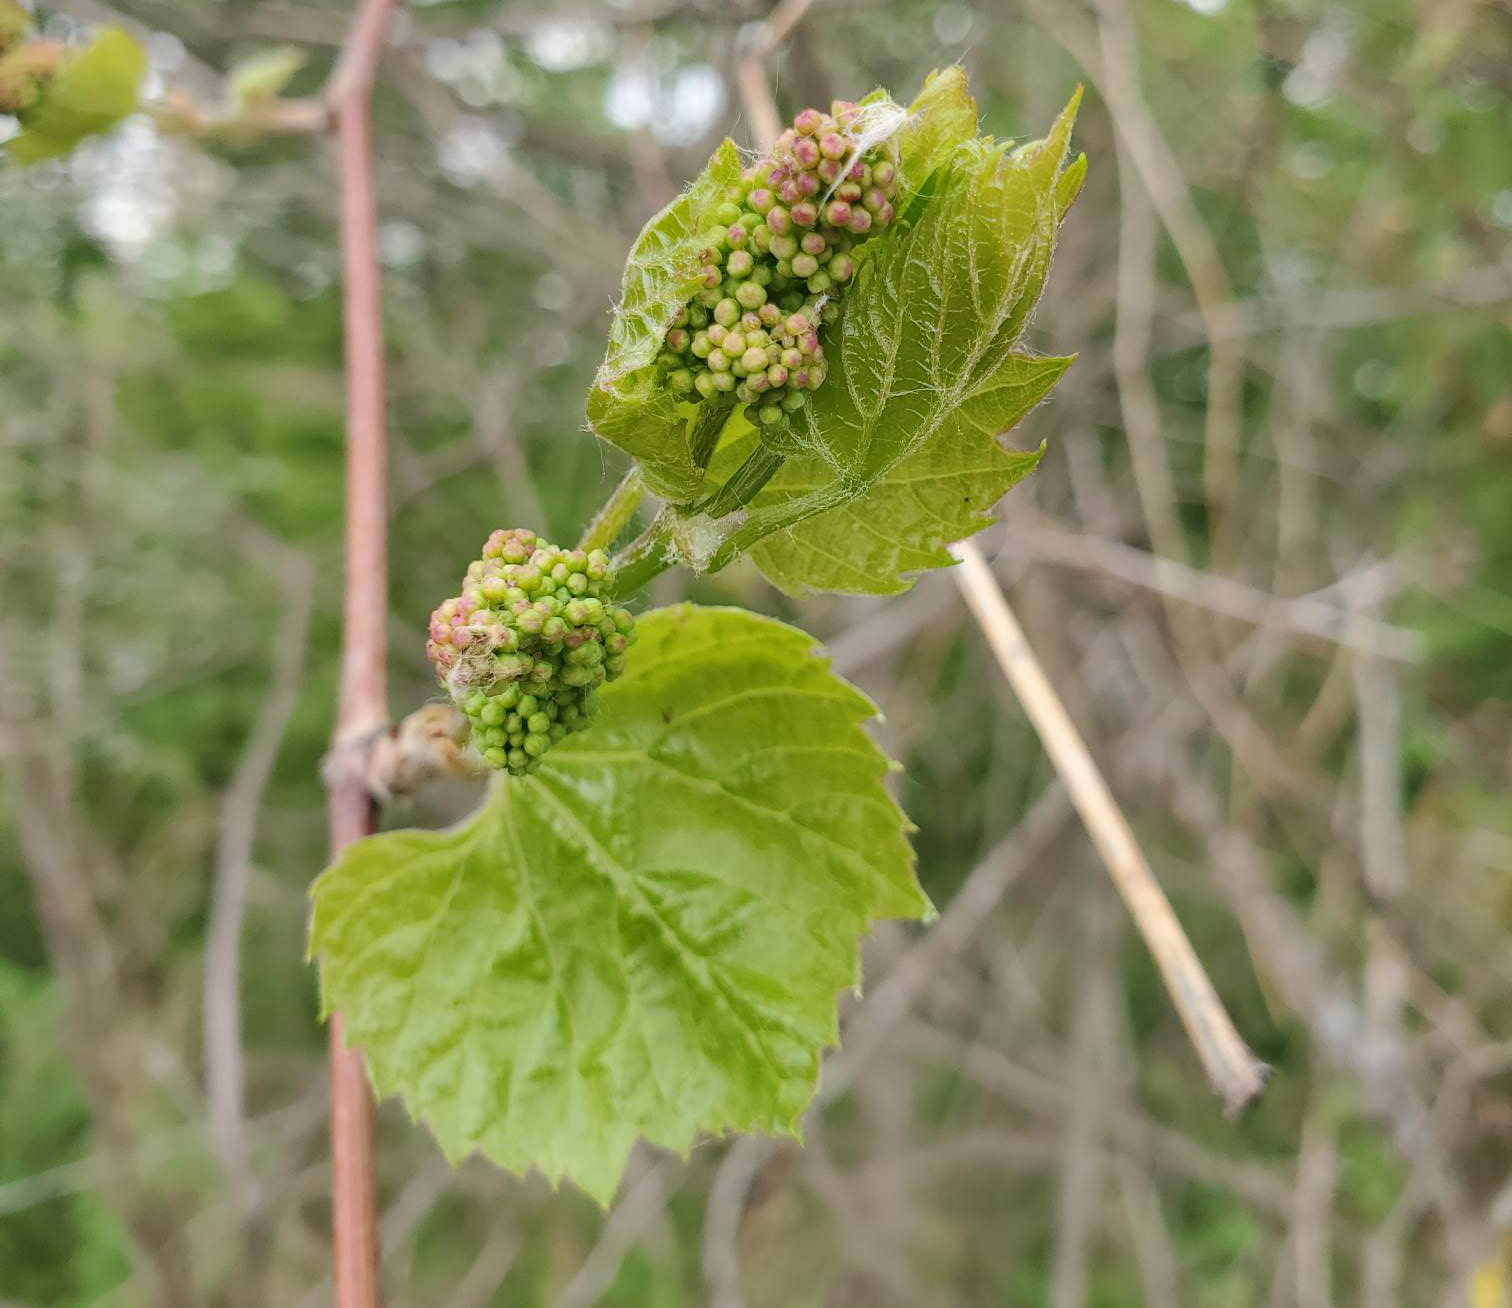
[873,202,895,227]
[741,312,763,333]
[699,264,721,288]
[807,364,828,390]
[741,345,770,372]
[778,178,801,206]
[707,348,731,372]
[871,160,897,189]
[766,364,789,387]
[722,331,746,356]
[785,311,811,335]
[748,187,775,214]
[748,372,771,393]
[794,107,822,136]
[816,157,841,185]
[819,132,849,161]
[796,170,820,197]
[863,187,888,213]
[831,99,858,125]
[726,224,749,249]
[825,200,852,227]
[758,302,782,326]
[726,249,754,277]
[836,181,862,203]
[754,161,777,186]
[665,327,689,352]
[766,206,792,236]
[791,369,811,389]
[752,224,773,251]
[714,297,740,327]
[848,159,868,182]
[830,254,856,282]
[791,252,820,278]
[792,137,821,169]
[791,201,818,227]
[777,127,798,152]
[800,231,827,256]
[847,207,873,234]
[769,232,798,260]
[707,322,727,346]
[801,330,821,354]
[781,346,803,369]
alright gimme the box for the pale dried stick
[949,538,1268,1113]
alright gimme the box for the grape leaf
[586,140,743,502]
[309,605,928,1205]
[5,28,145,165]
[729,90,1084,595]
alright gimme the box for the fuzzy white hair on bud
[820,99,908,209]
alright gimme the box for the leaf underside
[309,605,929,1204]
[585,140,743,502]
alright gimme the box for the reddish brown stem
[325,2,400,1306]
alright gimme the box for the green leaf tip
[309,604,929,1205]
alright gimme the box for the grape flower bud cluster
[0,3,60,116]
[656,100,900,429]
[426,529,636,776]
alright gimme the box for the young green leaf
[5,28,145,165]
[586,141,743,501]
[226,46,306,110]
[309,604,928,1205]
[726,91,1084,595]
[895,66,979,192]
